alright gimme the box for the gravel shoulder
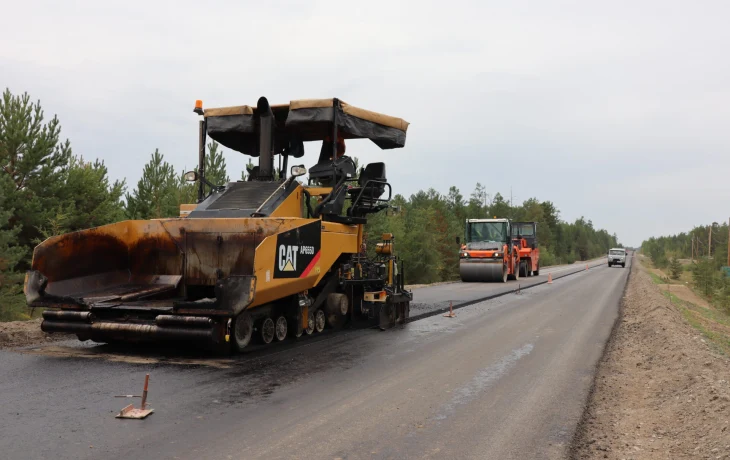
[0,318,73,349]
[571,257,730,459]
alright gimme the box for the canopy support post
[197,119,206,202]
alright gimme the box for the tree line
[641,223,730,312]
[365,186,620,285]
[0,88,620,320]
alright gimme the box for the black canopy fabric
[203,98,408,157]
[203,105,258,155]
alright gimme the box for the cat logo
[273,221,321,279]
[278,245,299,272]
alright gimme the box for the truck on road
[607,248,626,267]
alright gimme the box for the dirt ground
[0,318,72,349]
[657,283,711,309]
[572,259,730,459]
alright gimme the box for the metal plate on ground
[116,404,154,419]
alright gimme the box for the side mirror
[290,164,307,177]
[184,171,198,182]
[456,236,461,245]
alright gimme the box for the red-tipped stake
[116,374,154,419]
[444,301,456,318]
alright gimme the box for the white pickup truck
[607,248,626,268]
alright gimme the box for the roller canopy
[204,98,409,156]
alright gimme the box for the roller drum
[459,260,506,282]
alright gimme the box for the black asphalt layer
[409,260,606,319]
[0,258,628,460]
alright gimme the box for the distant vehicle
[608,248,626,268]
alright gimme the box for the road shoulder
[571,258,730,459]
[0,318,72,348]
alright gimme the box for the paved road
[409,259,606,317]
[0,258,629,460]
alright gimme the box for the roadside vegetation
[574,258,730,458]
[0,88,620,321]
[639,223,730,354]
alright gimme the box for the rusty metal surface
[29,218,302,303]
[170,275,256,316]
[116,405,154,419]
[40,320,215,343]
[155,315,213,328]
[28,214,363,349]
[41,311,93,322]
[184,231,257,284]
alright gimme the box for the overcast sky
[2,0,729,247]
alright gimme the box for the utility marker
[116,374,154,419]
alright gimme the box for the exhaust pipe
[257,96,274,179]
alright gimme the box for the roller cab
[25,96,412,352]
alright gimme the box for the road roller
[457,218,522,282]
[511,221,540,277]
[24,96,412,353]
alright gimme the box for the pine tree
[467,183,487,217]
[241,159,255,181]
[718,273,730,314]
[0,173,28,320]
[0,88,72,250]
[174,141,231,207]
[692,258,717,298]
[59,155,125,230]
[204,141,229,188]
[125,149,178,219]
[489,193,510,219]
[669,256,682,280]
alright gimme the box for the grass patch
[0,292,33,322]
[679,306,730,356]
[642,257,730,354]
[696,305,730,327]
[663,290,730,355]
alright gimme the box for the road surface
[409,259,606,318]
[0,258,629,459]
